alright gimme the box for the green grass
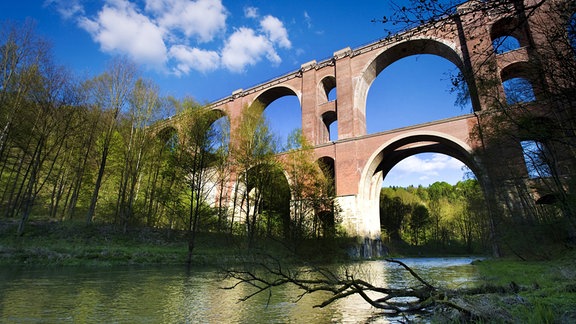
[0,220,355,267]
[0,221,189,266]
[469,251,576,323]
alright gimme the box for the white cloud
[383,153,467,187]
[244,6,258,19]
[394,154,463,178]
[303,11,312,28]
[44,0,84,20]
[302,11,323,35]
[260,15,291,49]
[78,0,168,67]
[50,0,292,76]
[145,0,227,42]
[169,45,220,74]
[221,27,279,72]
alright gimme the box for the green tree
[116,78,161,231]
[156,129,187,231]
[314,160,339,238]
[57,104,103,221]
[83,57,137,224]
[0,20,48,217]
[454,180,488,252]
[380,190,411,242]
[210,116,231,232]
[171,99,224,263]
[0,20,83,234]
[0,20,49,171]
[282,129,336,247]
[231,103,278,247]
[141,127,177,227]
[409,204,430,246]
[427,181,452,245]
[18,63,81,235]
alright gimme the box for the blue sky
[1,0,471,187]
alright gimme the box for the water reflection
[0,258,480,323]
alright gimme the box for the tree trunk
[86,141,110,224]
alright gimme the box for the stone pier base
[347,237,386,259]
[336,195,385,259]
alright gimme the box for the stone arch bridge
[155,0,574,249]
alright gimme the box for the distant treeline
[380,180,490,253]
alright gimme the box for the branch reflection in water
[0,258,480,323]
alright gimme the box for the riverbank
[0,220,352,267]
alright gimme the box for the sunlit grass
[472,251,576,322]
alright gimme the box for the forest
[0,19,339,259]
[380,181,488,253]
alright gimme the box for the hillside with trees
[380,180,493,255]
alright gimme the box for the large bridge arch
[363,38,465,86]
[353,130,481,239]
[355,38,479,127]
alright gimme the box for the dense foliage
[0,20,338,253]
[380,180,492,254]
[0,21,197,236]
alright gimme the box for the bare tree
[376,0,576,252]
[0,19,50,170]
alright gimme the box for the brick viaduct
[156,0,574,248]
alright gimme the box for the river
[0,257,482,323]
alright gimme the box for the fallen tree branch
[222,256,535,321]
[221,257,484,318]
[385,258,437,290]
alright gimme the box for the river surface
[0,257,482,323]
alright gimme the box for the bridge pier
[336,194,385,258]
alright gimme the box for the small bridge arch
[249,85,302,111]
